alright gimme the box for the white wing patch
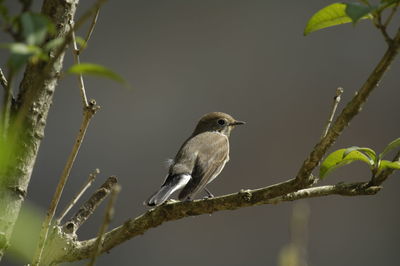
[168,174,191,195]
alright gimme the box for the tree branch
[56,179,381,263]
[56,168,100,224]
[82,7,100,51]
[71,28,89,107]
[294,27,400,186]
[62,176,117,235]
[384,2,399,28]
[70,4,101,109]
[321,87,343,139]
[374,14,393,45]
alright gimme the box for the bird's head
[192,112,245,137]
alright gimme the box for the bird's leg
[204,187,214,199]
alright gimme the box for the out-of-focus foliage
[6,201,43,264]
[278,202,310,266]
[0,10,56,72]
[20,12,55,46]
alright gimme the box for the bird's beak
[230,120,246,126]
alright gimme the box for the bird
[146,112,245,206]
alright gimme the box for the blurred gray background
[3,0,400,265]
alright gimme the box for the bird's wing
[178,132,229,200]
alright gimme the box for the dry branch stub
[63,176,118,234]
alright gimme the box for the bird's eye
[217,119,226,126]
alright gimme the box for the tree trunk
[0,0,79,260]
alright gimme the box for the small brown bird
[146,112,245,206]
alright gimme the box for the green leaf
[345,3,374,24]
[20,12,54,45]
[6,201,43,264]
[304,3,351,35]
[320,148,373,179]
[343,146,376,164]
[378,160,400,171]
[67,63,125,83]
[304,3,372,35]
[379,137,400,159]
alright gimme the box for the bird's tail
[146,174,191,206]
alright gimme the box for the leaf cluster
[320,138,400,178]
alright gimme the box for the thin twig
[56,168,100,224]
[71,28,89,107]
[82,7,100,52]
[63,176,117,234]
[384,2,399,28]
[69,5,101,107]
[321,87,343,139]
[374,14,393,45]
[31,101,99,266]
[87,184,121,266]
